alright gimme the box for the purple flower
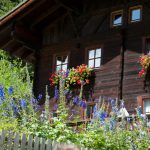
[53,103,58,110]
[80,100,86,109]
[8,86,13,94]
[137,106,142,116]
[54,86,59,99]
[38,94,42,100]
[108,97,113,103]
[31,98,37,104]
[18,99,26,108]
[0,85,4,100]
[99,111,107,125]
[65,70,69,77]
[73,96,79,105]
[12,103,18,115]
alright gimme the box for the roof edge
[0,0,35,26]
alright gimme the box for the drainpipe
[119,28,126,100]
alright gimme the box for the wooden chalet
[0,0,150,114]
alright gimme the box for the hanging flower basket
[139,53,150,93]
[49,64,95,89]
[139,54,150,77]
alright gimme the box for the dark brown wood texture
[1,0,150,112]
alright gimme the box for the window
[145,38,150,54]
[137,95,150,114]
[88,48,101,68]
[111,10,123,27]
[144,100,150,114]
[55,55,68,71]
[129,6,142,23]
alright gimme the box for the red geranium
[139,54,150,77]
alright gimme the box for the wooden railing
[0,130,87,150]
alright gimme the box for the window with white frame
[55,55,68,71]
[88,48,101,68]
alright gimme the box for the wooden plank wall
[34,0,150,112]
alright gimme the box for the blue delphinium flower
[18,99,26,108]
[8,86,13,94]
[93,104,99,118]
[73,96,79,105]
[137,106,142,116]
[53,103,58,110]
[99,111,107,125]
[54,86,59,99]
[109,117,116,131]
[0,85,4,100]
[38,94,43,101]
[12,103,19,116]
[80,100,86,109]
[65,70,69,77]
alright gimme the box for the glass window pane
[56,65,61,71]
[131,8,141,21]
[62,64,67,71]
[95,58,101,68]
[56,56,62,65]
[96,48,101,58]
[146,39,150,54]
[88,59,94,68]
[144,100,150,113]
[113,14,122,25]
[62,56,68,64]
[89,50,95,59]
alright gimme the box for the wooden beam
[10,46,25,55]
[93,12,109,34]
[21,50,33,60]
[1,39,15,50]
[68,12,79,38]
[31,4,61,27]
[43,12,68,31]
[18,0,46,20]
[54,0,73,12]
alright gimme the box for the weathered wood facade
[1,0,150,113]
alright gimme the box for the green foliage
[0,50,33,98]
[0,0,22,16]
[0,54,149,149]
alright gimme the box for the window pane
[56,56,68,65]
[88,59,94,68]
[62,64,67,71]
[62,56,68,64]
[89,50,95,59]
[96,48,101,58]
[113,14,122,25]
[146,38,150,54]
[131,8,141,21]
[144,100,150,113]
[56,56,62,65]
[56,65,61,71]
[95,58,101,68]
